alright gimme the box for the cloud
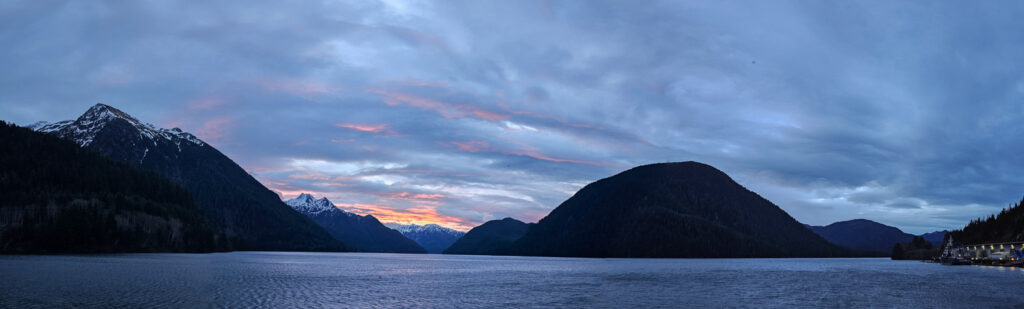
[336,123,395,134]
[4,0,1024,233]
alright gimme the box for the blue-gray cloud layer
[4,0,1024,233]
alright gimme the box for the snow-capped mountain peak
[78,103,142,125]
[30,103,205,148]
[387,223,464,236]
[385,223,466,253]
[284,193,348,216]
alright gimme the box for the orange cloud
[335,203,473,231]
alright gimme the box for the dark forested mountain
[507,162,850,258]
[386,223,465,253]
[920,230,948,247]
[285,193,425,253]
[443,218,531,255]
[0,121,223,253]
[947,197,1024,246]
[32,104,346,252]
[805,219,914,256]
[891,236,938,260]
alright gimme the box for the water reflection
[1,253,1023,308]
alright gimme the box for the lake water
[1,252,1022,308]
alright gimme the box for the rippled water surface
[1,252,1023,308]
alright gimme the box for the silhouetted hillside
[947,197,1024,245]
[443,218,530,255]
[508,162,851,258]
[892,236,937,260]
[0,121,223,253]
[920,230,947,247]
[806,219,914,256]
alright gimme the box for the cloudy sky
[5,1,1024,233]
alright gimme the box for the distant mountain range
[386,223,465,253]
[804,220,946,256]
[30,104,346,252]
[920,230,948,245]
[805,220,913,255]
[285,193,425,253]
[0,121,222,253]
[443,218,531,255]
[446,162,852,258]
[7,103,971,257]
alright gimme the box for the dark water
[1,252,1022,308]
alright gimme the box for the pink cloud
[163,121,184,129]
[472,109,507,120]
[367,88,508,121]
[195,117,232,143]
[452,140,489,152]
[188,98,228,110]
[450,140,606,166]
[336,123,396,134]
[507,151,606,166]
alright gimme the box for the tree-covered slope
[443,218,530,255]
[34,104,347,252]
[806,219,914,256]
[947,197,1024,245]
[0,121,224,253]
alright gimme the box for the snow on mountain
[284,193,352,216]
[30,103,204,148]
[386,223,466,253]
[388,223,464,236]
[282,193,426,253]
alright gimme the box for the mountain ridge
[284,193,426,253]
[386,223,465,253]
[805,219,948,255]
[33,103,347,252]
[443,218,531,255]
[505,162,852,258]
[0,121,224,253]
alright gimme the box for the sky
[4,1,1024,233]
